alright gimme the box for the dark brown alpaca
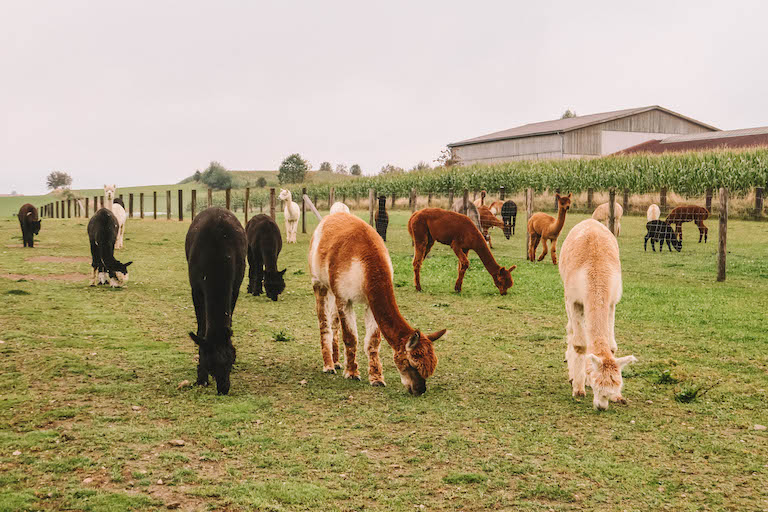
[408,208,515,295]
[666,205,709,242]
[477,205,506,248]
[527,193,571,265]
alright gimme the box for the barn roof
[615,126,768,155]
[448,105,719,147]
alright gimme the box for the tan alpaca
[558,219,637,410]
[472,190,487,207]
[591,202,623,236]
[527,193,571,264]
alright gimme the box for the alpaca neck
[552,207,568,234]
[106,198,114,211]
[471,234,502,275]
[366,277,413,351]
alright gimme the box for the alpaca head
[27,214,41,234]
[264,269,287,301]
[278,189,291,202]
[555,193,572,212]
[113,261,132,285]
[587,353,637,410]
[189,329,237,395]
[395,329,446,396]
[672,234,683,252]
[493,265,516,295]
[104,184,116,201]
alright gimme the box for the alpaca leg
[537,238,549,262]
[313,284,336,373]
[412,240,427,292]
[451,242,469,292]
[336,299,360,380]
[364,306,385,386]
[331,313,342,369]
[530,234,541,261]
[567,301,587,397]
[550,237,558,265]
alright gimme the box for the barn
[615,126,768,155]
[448,105,719,165]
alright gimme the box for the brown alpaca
[666,205,709,243]
[408,208,515,295]
[472,190,487,207]
[487,200,505,215]
[527,193,571,265]
[309,213,446,396]
[477,205,506,248]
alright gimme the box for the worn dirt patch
[26,256,90,264]
[1,273,88,282]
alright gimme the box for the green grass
[0,209,767,511]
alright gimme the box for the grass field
[1,210,767,511]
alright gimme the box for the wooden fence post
[153,191,157,219]
[313,194,318,209]
[462,189,469,215]
[67,199,71,218]
[85,198,89,217]
[428,193,432,206]
[622,188,629,213]
[526,188,534,259]
[410,189,417,213]
[391,193,396,208]
[608,188,616,236]
[119,194,123,204]
[706,188,713,213]
[342,192,346,205]
[191,189,196,219]
[129,193,134,218]
[93,196,97,212]
[587,188,594,210]
[178,190,183,221]
[244,188,249,224]
[369,189,375,226]
[269,188,276,220]
[448,190,454,207]
[139,193,144,219]
[329,187,335,208]
[755,187,764,217]
[225,188,231,210]
[207,188,212,208]
[717,188,728,282]
[166,190,171,220]
[660,187,667,213]
[499,186,505,201]
[55,201,59,218]
[302,187,307,233]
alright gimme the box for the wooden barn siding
[563,125,601,155]
[455,134,562,164]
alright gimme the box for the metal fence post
[302,187,307,233]
[717,188,728,282]
[178,189,183,221]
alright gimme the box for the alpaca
[527,193,571,264]
[647,204,661,222]
[500,200,518,236]
[374,195,389,241]
[645,220,682,252]
[472,190,487,207]
[488,200,504,215]
[408,208,515,294]
[17,204,41,248]
[450,198,482,235]
[559,219,637,410]
[87,208,132,287]
[309,213,446,395]
[477,205,506,248]
[104,185,127,249]
[330,202,350,214]
[277,189,300,243]
[666,205,709,243]
[246,214,286,301]
[591,202,623,236]
[186,207,247,395]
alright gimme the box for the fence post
[660,187,667,213]
[270,188,276,220]
[342,192,346,205]
[244,187,249,224]
[166,190,171,220]
[587,188,594,210]
[329,187,335,208]
[706,188,713,213]
[410,189,417,213]
[55,201,59,218]
[428,193,432,206]
[755,187,764,217]
[225,188,231,210]
[85,198,89,217]
[119,194,123,204]
[448,190,454,207]
[609,188,616,236]
[207,188,212,208]
[153,191,157,219]
[622,188,629,213]
[554,189,560,211]
[302,187,307,233]
[191,189,196,219]
[369,189,375,226]
[391,193,395,208]
[499,186,505,200]
[67,199,71,218]
[178,190,183,221]
[140,193,144,219]
[129,193,134,218]
[462,189,469,215]
[717,188,728,282]
[526,188,534,260]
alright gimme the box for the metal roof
[448,106,719,147]
[615,126,768,155]
[660,126,768,144]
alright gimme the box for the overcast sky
[2,0,767,195]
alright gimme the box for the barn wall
[454,134,563,165]
[601,110,713,135]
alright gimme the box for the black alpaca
[501,200,518,237]
[246,214,286,301]
[185,207,246,395]
[18,203,41,248]
[644,220,682,253]
[375,196,389,241]
[87,208,132,286]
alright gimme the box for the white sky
[2,0,767,194]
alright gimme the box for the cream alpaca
[591,202,623,236]
[104,184,127,249]
[646,204,661,221]
[278,189,300,243]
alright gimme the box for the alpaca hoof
[195,380,209,387]
[334,362,343,370]
[613,396,627,405]
[572,390,586,398]
[344,371,361,381]
[415,285,422,292]
[323,367,336,374]
[370,380,386,387]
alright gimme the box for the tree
[561,109,577,119]
[278,154,309,184]
[410,161,431,172]
[200,161,232,190]
[349,164,362,176]
[256,176,267,188]
[435,147,460,167]
[46,171,72,190]
[319,161,333,172]
[335,163,348,175]
[193,170,202,182]
[380,164,404,175]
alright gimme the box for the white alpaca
[647,204,661,221]
[591,202,623,236]
[558,219,637,410]
[104,184,127,249]
[278,189,300,243]
[329,202,350,214]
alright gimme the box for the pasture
[1,210,767,511]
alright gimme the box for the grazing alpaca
[246,214,286,301]
[647,204,661,221]
[666,205,709,243]
[374,195,389,241]
[330,202,350,214]
[408,208,515,294]
[186,207,246,395]
[645,220,682,253]
[488,200,504,215]
[559,219,637,410]
[17,204,41,248]
[277,189,300,243]
[477,205,506,248]
[450,198,482,234]
[472,190,487,207]
[104,185,127,249]
[309,213,446,395]
[87,208,132,287]
[591,202,623,236]
[527,193,571,264]
[500,200,518,236]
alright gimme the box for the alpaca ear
[406,331,421,351]
[426,329,446,342]
[616,355,638,369]
[587,354,602,373]
[567,193,572,198]
[555,193,561,200]
[279,269,287,276]
[509,265,517,272]
[189,332,205,345]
